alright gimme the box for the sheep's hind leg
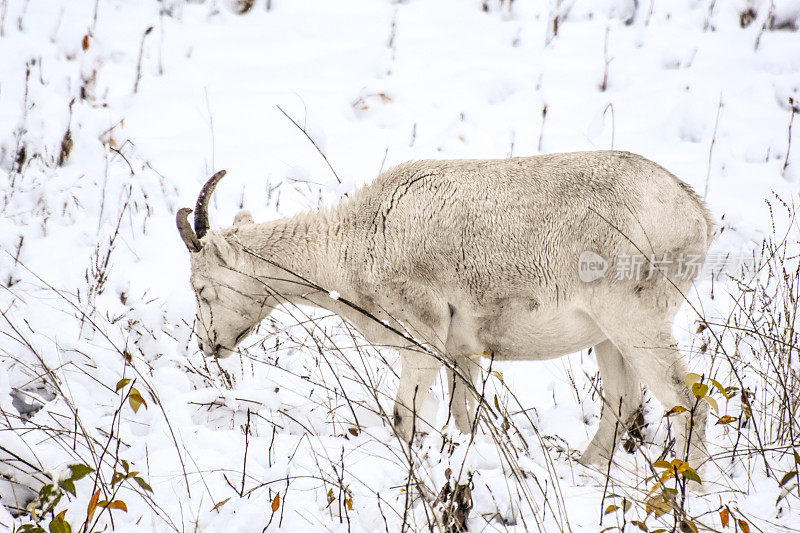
[445,355,479,434]
[579,339,642,467]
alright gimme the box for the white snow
[1,0,800,531]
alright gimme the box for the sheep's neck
[234,212,350,297]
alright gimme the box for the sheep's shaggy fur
[181,150,713,467]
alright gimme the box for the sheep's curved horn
[176,208,201,252]
[194,170,227,239]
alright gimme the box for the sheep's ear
[233,210,254,226]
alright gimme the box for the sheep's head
[176,171,274,358]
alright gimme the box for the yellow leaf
[100,500,128,512]
[491,370,503,382]
[645,495,672,517]
[665,405,687,417]
[709,378,728,398]
[702,395,719,412]
[346,498,353,511]
[128,388,147,413]
[685,373,702,388]
[272,493,280,512]
[653,460,672,469]
[604,504,618,515]
[212,497,230,512]
[716,415,738,425]
[719,508,729,527]
[691,382,708,399]
[87,489,100,521]
[55,509,67,520]
[738,520,749,533]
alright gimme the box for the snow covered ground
[1,0,799,531]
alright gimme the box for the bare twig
[133,26,154,94]
[538,104,547,153]
[704,94,723,199]
[783,97,797,177]
[276,105,341,184]
[600,26,612,92]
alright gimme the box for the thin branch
[276,105,341,184]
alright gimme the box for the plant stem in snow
[0,0,7,37]
[600,26,611,92]
[603,102,615,150]
[538,104,547,152]
[133,26,153,93]
[276,104,341,184]
[704,95,723,199]
[205,86,216,173]
[783,97,797,177]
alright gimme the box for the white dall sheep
[176,150,713,468]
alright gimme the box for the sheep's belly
[476,305,605,361]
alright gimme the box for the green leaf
[681,468,702,484]
[68,464,93,481]
[133,476,153,493]
[115,378,131,392]
[794,450,800,465]
[685,373,702,388]
[59,479,76,497]
[779,470,797,487]
[122,459,129,473]
[18,525,46,533]
[111,472,125,485]
[681,519,698,533]
[48,517,71,533]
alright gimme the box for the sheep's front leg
[393,349,440,442]
[444,307,482,435]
